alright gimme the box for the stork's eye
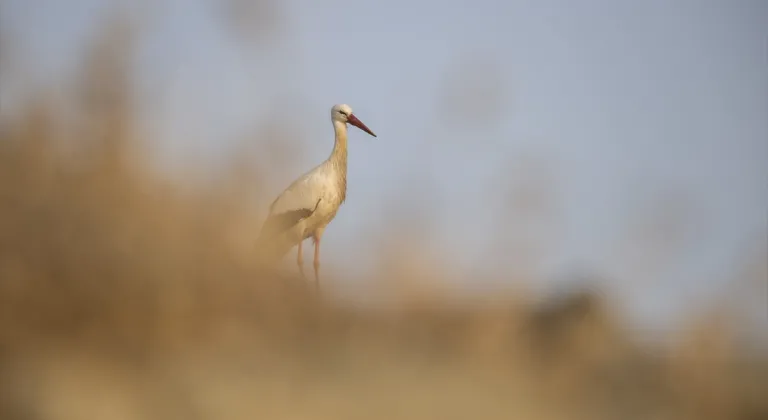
[339,110,347,116]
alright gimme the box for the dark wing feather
[257,207,315,243]
[255,169,325,265]
[254,197,322,265]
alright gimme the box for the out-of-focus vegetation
[1,4,767,420]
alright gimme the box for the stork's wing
[257,176,322,241]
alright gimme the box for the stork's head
[331,104,376,137]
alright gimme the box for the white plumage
[255,104,377,287]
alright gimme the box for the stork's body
[255,104,376,287]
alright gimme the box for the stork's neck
[328,119,348,202]
[329,120,348,169]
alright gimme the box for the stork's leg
[312,228,324,290]
[296,240,305,279]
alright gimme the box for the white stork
[255,104,377,288]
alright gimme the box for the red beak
[347,114,377,137]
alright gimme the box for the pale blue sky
[1,0,766,332]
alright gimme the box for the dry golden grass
[1,12,767,420]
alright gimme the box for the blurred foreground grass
[1,16,767,420]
